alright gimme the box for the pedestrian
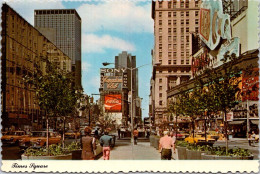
[169,131,176,154]
[159,131,174,160]
[94,128,99,138]
[117,128,121,139]
[133,128,139,145]
[248,132,252,146]
[100,129,113,160]
[81,126,96,160]
[252,131,256,146]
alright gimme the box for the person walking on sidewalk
[117,127,121,139]
[100,129,113,160]
[159,131,174,160]
[133,128,139,145]
[170,131,176,154]
[81,126,96,160]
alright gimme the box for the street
[2,136,259,160]
[97,138,160,160]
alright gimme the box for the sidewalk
[98,140,161,160]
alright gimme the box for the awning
[251,120,259,125]
[229,120,245,125]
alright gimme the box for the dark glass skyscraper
[34,9,82,88]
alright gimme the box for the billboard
[104,94,122,112]
[100,68,128,89]
[103,76,123,91]
[242,68,259,101]
[199,0,239,69]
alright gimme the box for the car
[184,133,215,146]
[1,131,28,146]
[65,130,80,139]
[176,131,189,140]
[207,131,220,141]
[19,131,61,150]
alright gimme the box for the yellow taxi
[65,130,80,139]
[184,133,215,146]
[1,131,28,145]
[19,131,61,149]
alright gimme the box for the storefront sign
[103,76,123,91]
[191,48,211,76]
[104,94,122,112]
[226,112,233,121]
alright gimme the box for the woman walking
[81,126,96,160]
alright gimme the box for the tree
[206,53,241,154]
[24,60,81,150]
[168,93,187,137]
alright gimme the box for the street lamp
[102,62,161,145]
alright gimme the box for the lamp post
[102,62,161,145]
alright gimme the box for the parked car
[184,133,215,146]
[1,131,28,146]
[65,130,80,139]
[19,131,61,150]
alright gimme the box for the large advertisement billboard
[100,68,128,90]
[242,68,259,101]
[103,76,123,91]
[104,94,122,112]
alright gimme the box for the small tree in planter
[168,94,186,138]
[24,60,81,151]
[206,53,241,154]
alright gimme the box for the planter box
[186,149,203,160]
[154,137,160,150]
[201,153,254,160]
[21,153,72,160]
[72,150,82,160]
[176,146,187,160]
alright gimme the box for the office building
[1,4,71,130]
[34,9,82,88]
[150,0,201,126]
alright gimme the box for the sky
[4,0,154,119]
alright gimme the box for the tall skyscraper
[34,9,82,88]
[115,51,138,97]
[150,0,201,125]
[115,51,141,124]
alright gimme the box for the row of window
[158,27,199,35]
[159,0,199,8]
[159,43,190,50]
[159,11,199,18]
[159,19,199,26]
[158,59,190,65]
[159,51,190,58]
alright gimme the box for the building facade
[99,51,142,128]
[1,4,71,130]
[150,0,201,126]
[167,0,259,137]
[34,9,82,89]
